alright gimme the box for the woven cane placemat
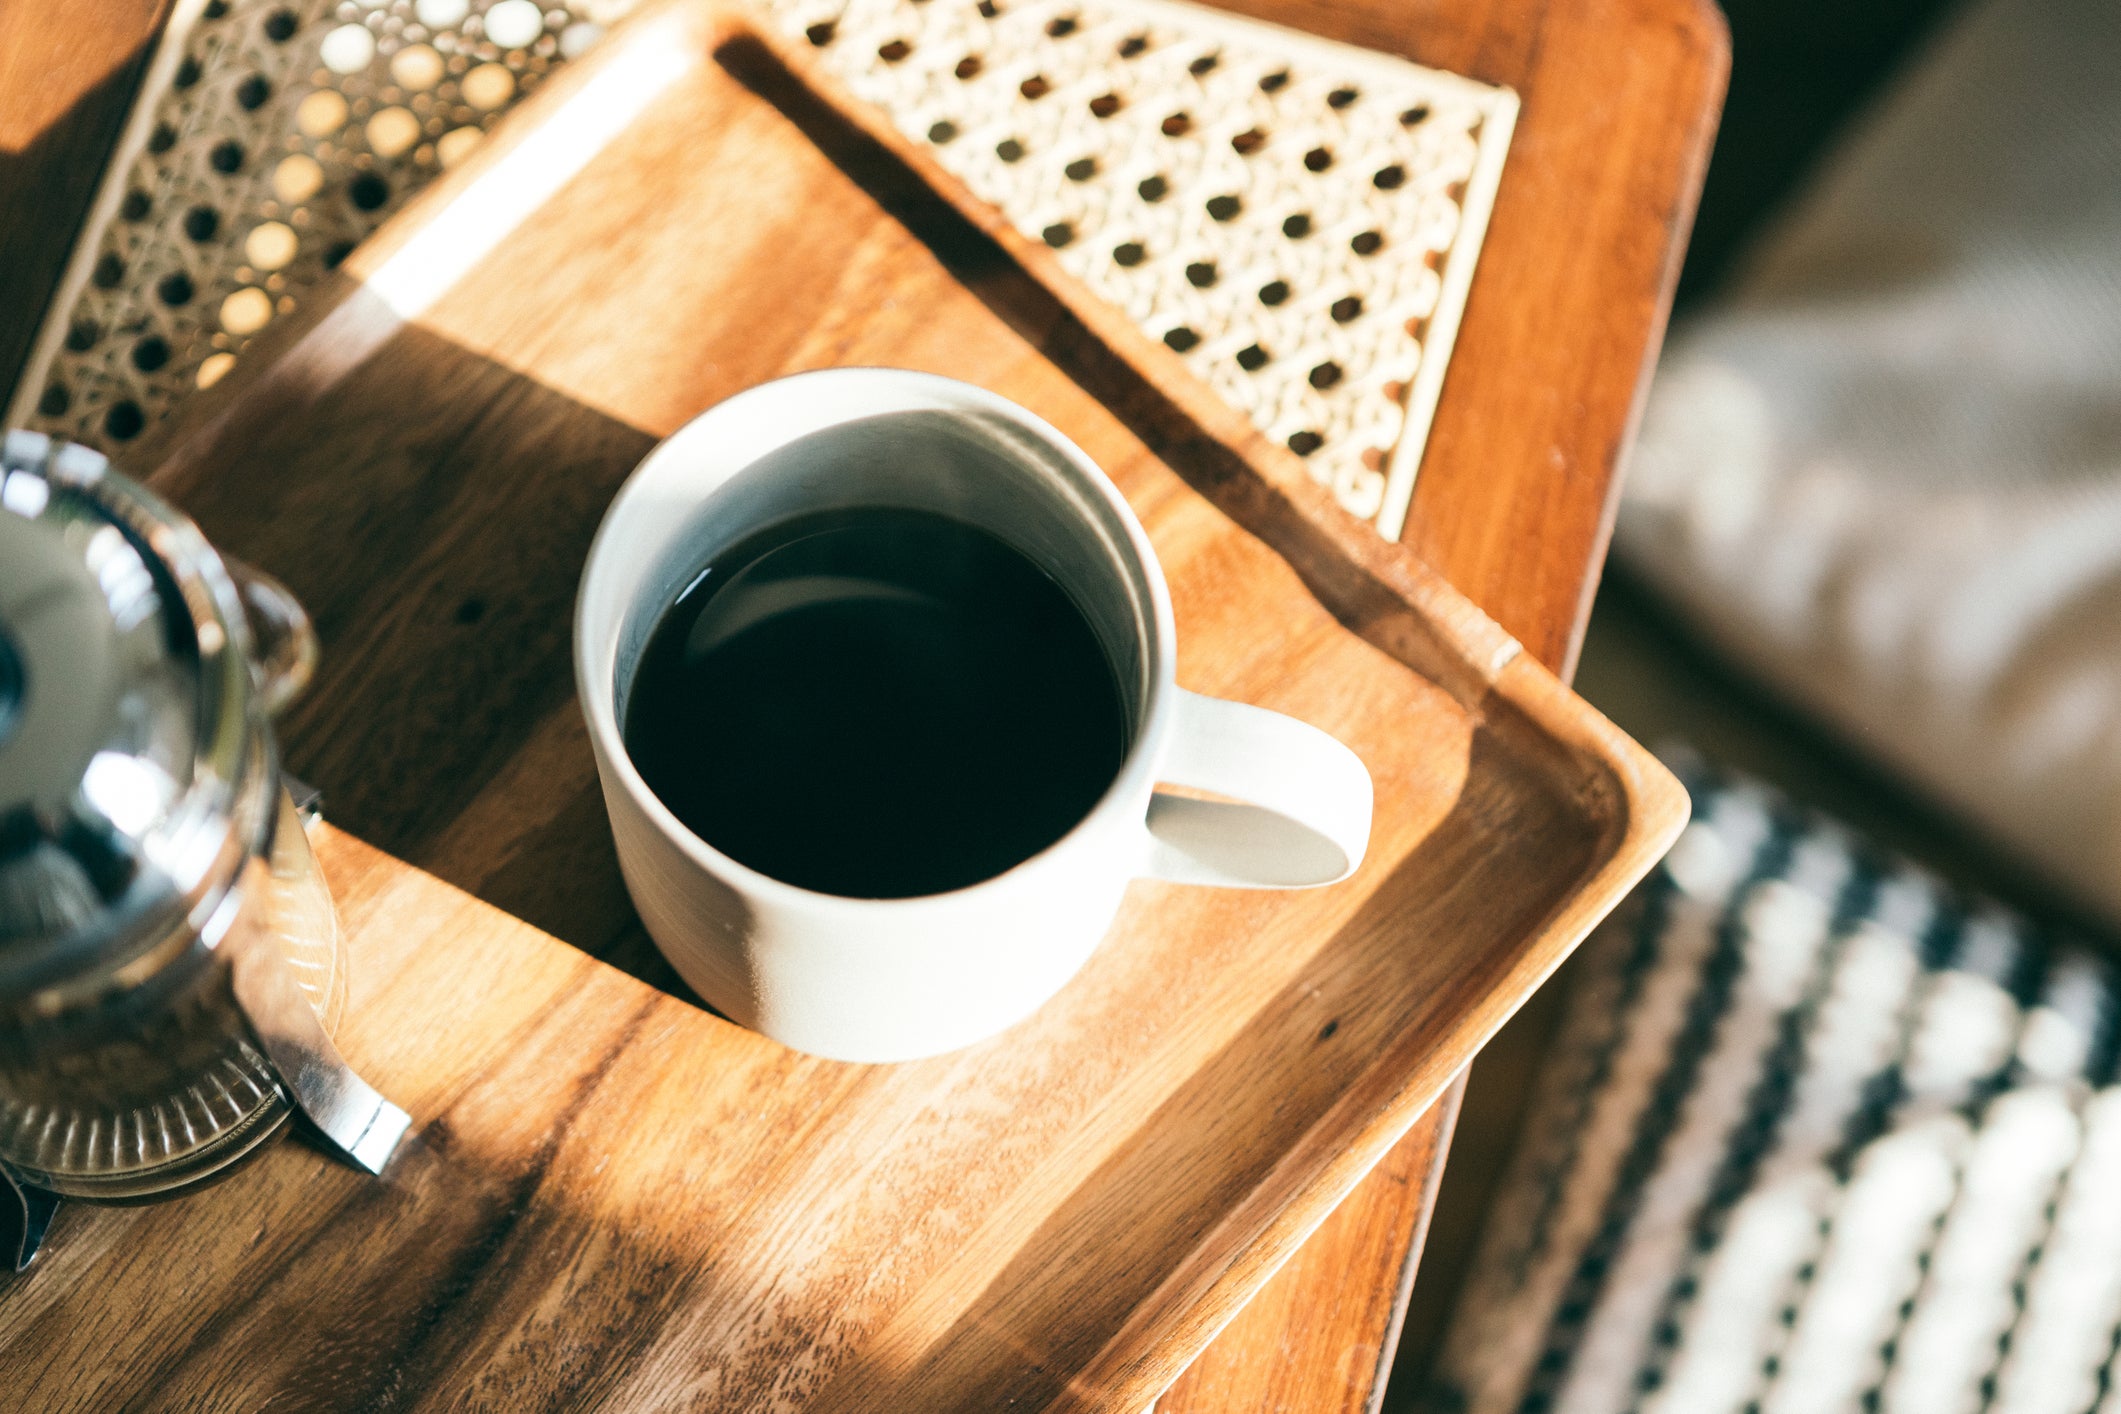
[3,0,631,443]
[5,0,1512,540]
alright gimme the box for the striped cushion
[1426,765,2121,1414]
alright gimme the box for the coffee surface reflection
[623,507,1127,898]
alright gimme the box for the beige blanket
[1618,0,2121,921]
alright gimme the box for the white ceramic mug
[576,369,1373,1061]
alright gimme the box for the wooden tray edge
[1054,660,1689,1410]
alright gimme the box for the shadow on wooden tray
[153,293,1601,1023]
[142,30,1620,1017]
[156,310,685,989]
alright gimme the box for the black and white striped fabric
[1426,765,2121,1414]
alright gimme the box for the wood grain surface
[0,0,1720,1404]
[1157,1082,1462,1413]
[0,5,1685,1409]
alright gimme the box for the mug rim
[575,367,1179,915]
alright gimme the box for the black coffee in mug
[622,506,1127,899]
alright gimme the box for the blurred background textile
[1623,0,2121,927]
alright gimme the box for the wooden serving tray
[0,4,1686,1409]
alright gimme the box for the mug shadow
[152,310,697,1003]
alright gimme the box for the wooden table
[0,1,1724,1407]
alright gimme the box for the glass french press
[0,431,409,1271]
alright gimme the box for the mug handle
[1142,690,1374,888]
